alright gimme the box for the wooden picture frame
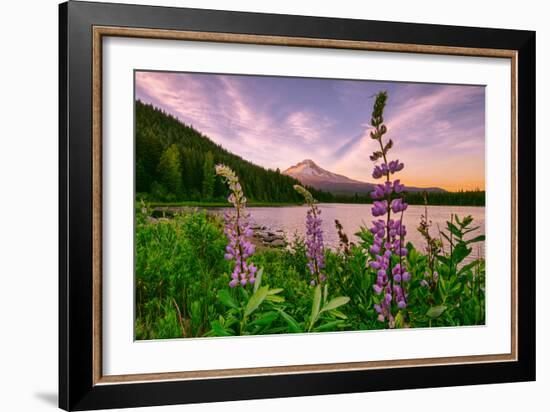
[59,1,535,410]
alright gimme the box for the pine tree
[202,151,215,200]
[157,144,182,197]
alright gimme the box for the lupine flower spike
[294,185,326,286]
[368,92,410,327]
[215,164,257,288]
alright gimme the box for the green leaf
[218,289,238,309]
[329,309,348,320]
[462,226,480,235]
[253,268,264,292]
[309,285,322,331]
[436,255,450,266]
[447,222,462,239]
[426,305,447,319]
[267,288,284,295]
[457,260,480,276]
[277,309,303,333]
[210,320,234,336]
[321,296,350,313]
[313,320,345,332]
[440,231,452,243]
[452,243,472,265]
[248,311,278,327]
[266,294,285,303]
[465,235,486,245]
[394,311,405,328]
[244,286,269,318]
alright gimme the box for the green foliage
[135,205,486,338]
[202,151,215,200]
[157,144,182,198]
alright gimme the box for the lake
[236,203,485,259]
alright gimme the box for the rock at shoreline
[254,228,286,247]
[269,239,286,247]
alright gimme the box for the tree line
[330,190,485,206]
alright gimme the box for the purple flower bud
[402,272,411,282]
[373,284,383,294]
[397,300,406,309]
[420,279,429,287]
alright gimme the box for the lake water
[236,203,485,258]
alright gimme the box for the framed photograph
[59,1,535,410]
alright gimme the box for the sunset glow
[135,71,485,191]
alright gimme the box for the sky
[135,71,485,191]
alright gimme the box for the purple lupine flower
[366,91,410,328]
[294,185,326,286]
[371,200,388,217]
[421,270,438,289]
[216,164,258,288]
[393,179,404,193]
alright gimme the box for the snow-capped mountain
[282,159,445,195]
[283,159,367,185]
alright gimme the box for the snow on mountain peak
[283,159,362,184]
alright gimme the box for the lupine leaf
[277,309,303,333]
[426,305,447,318]
[218,290,238,309]
[248,311,278,327]
[309,285,322,330]
[313,320,345,332]
[321,296,350,313]
[253,268,264,292]
[244,286,269,317]
[266,294,285,303]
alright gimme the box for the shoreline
[142,201,486,209]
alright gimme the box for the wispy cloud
[136,71,485,190]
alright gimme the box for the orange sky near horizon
[136,71,486,192]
